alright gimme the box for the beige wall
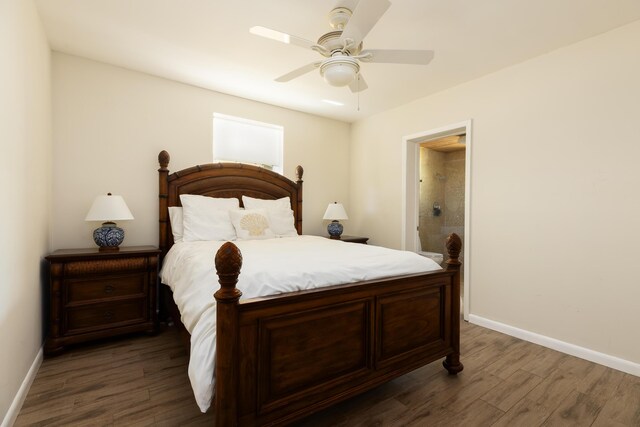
[350,20,640,364]
[52,53,351,249]
[0,0,52,422]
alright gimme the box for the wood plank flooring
[15,320,640,426]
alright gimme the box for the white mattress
[159,235,442,412]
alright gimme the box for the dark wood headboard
[157,150,304,258]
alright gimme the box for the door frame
[401,120,472,320]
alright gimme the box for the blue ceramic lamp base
[93,222,125,251]
[327,220,344,239]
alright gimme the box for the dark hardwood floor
[14,319,640,426]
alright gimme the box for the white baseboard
[468,314,640,377]
[1,347,43,427]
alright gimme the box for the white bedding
[159,235,442,412]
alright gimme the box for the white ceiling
[35,0,640,123]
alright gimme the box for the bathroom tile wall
[419,147,445,253]
[443,150,465,272]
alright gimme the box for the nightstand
[44,246,161,356]
[328,235,369,244]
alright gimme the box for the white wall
[52,53,351,249]
[0,0,52,423]
[350,20,640,365]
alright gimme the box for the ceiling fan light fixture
[320,57,359,87]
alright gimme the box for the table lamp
[85,193,134,251]
[323,202,348,239]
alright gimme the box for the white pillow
[243,195,290,211]
[168,206,183,243]
[229,209,275,240]
[267,209,298,237]
[242,196,298,237]
[180,194,239,241]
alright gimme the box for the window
[213,113,284,174]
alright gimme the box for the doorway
[402,120,471,320]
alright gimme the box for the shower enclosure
[419,143,466,277]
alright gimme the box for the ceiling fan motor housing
[317,31,363,55]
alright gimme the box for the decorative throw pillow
[180,194,239,241]
[241,196,298,237]
[168,206,184,243]
[229,209,275,240]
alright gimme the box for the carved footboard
[214,234,464,426]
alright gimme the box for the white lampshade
[323,202,348,221]
[85,193,134,222]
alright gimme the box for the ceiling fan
[250,0,434,92]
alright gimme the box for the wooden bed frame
[157,150,463,426]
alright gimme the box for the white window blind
[213,113,283,174]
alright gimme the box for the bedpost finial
[445,233,462,266]
[158,150,170,169]
[296,165,304,182]
[215,242,243,275]
[214,242,243,301]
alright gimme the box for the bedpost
[158,150,170,259]
[443,233,464,375]
[214,242,243,427]
[295,165,304,235]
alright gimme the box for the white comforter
[159,235,441,412]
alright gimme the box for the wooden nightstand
[328,235,369,244]
[44,246,161,356]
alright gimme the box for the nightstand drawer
[66,274,146,303]
[65,299,146,334]
[64,257,148,276]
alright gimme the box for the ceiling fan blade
[340,0,391,48]
[360,49,435,65]
[348,73,368,93]
[275,62,321,82]
[249,26,315,50]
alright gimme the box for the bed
[157,150,463,426]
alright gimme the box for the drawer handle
[104,310,114,321]
[104,285,115,294]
